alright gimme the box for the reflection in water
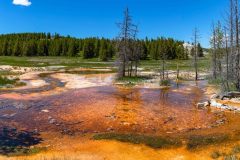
[0,73,218,135]
[0,126,42,155]
[159,88,169,107]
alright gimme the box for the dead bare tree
[234,0,240,90]
[116,8,139,78]
[128,25,142,77]
[229,0,235,75]
[209,0,240,92]
[211,23,217,79]
[211,22,224,78]
[162,51,166,80]
[224,27,230,91]
[192,28,200,81]
[159,42,167,82]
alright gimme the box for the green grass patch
[5,147,47,157]
[0,56,211,70]
[0,56,114,68]
[116,76,150,83]
[207,76,238,92]
[140,57,210,72]
[0,76,17,86]
[93,133,182,149]
[0,76,25,87]
[0,71,21,76]
[187,134,229,150]
[207,77,222,85]
[160,79,171,86]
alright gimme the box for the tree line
[0,33,200,61]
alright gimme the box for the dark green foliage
[116,76,151,83]
[0,76,17,86]
[197,43,204,57]
[99,39,114,61]
[93,133,182,149]
[0,76,25,87]
[147,37,187,60]
[83,39,95,58]
[190,43,204,57]
[160,79,171,86]
[67,40,78,57]
[187,134,229,150]
[0,33,188,61]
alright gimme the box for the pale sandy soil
[0,65,46,73]
[141,70,208,80]
[51,73,114,89]
[18,72,48,89]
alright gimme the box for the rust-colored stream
[0,70,240,160]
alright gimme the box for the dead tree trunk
[212,24,217,79]
[161,52,166,80]
[193,28,199,81]
[224,28,230,91]
[230,0,235,75]
[235,0,240,90]
[177,63,179,80]
[116,8,138,78]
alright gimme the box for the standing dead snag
[234,0,240,90]
[225,0,240,91]
[192,28,200,81]
[116,8,140,78]
[211,23,217,79]
[229,0,235,76]
[224,27,230,91]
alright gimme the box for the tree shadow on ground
[0,126,43,156]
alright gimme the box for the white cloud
[13,0,32,6]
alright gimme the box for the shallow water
[1,70,240,159]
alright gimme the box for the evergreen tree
[0,33,187,61]
[197,43,204,57]
[67,40,78,56]
[83,39,95,58]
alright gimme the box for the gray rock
[210,94,219,99]
[107,128,114,132]
[13,102,27,109]
[197,101,210,109]
[220,91,240,100]
[49,119,56,124]
[216,119,226,125]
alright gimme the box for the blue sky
[0,0,228,47]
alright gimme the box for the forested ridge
[0,33,202,61]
